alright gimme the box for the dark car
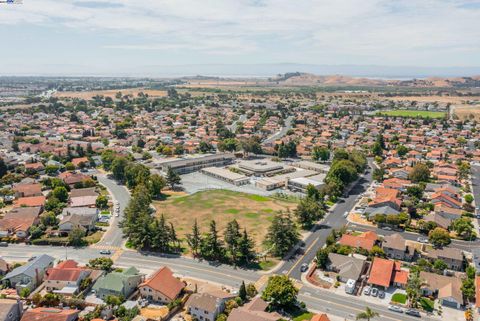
[405,309,421,317]
[0,242,8,247]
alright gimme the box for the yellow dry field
[386,95,479,104]
[53,88,167,99]
[153,189,297,251]
[453,105,480,120]
[140,306,169,319]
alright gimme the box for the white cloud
[0,0,479,65]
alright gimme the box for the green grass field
[154,189,298,252]
[376,110,446,119]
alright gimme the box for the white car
[343,211,349,218]
[388,305,404,313]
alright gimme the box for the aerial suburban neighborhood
[1,1,480,321]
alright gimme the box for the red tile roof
[14,196,46,207]
[338,233,376,251]
[368,258,394,288]
[139,266,185,301]
[311,314,331,321]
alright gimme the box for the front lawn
[419,297,435,312]
[292,312,314,321]
[391,293,407,304]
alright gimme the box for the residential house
[338,231,377,252]
[368,187,401,211]
[423,247,464,271]
[12,183,42,198]
[3,254,54,293]
[45,260,91,295]
[382,233,414,261]
[13,196,46,208]
[58,214,96,234]
[69,195,97,208]
[326,253,367,282]
[227,297,282,321]
[139,267,185,304]
[92,267,143,300]
[71,157,90,168]
[186,290,236,321]
[0,207,42,238]
[420,271,463,309]
[367,258,408,289]
[0,299,23,321]
[310,315,331,321]
[20,308,78,321]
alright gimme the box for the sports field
[153,189,298,251]
[376,110,446,119]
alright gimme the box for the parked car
[378,290,385,299]
[405,309,421,317]
[417,237,429,243]
[363,286,371,295]
[300,263,309,272]
[0,242,8,247]
[100,250,111,255]
[388,305,404,313]
[343,211,349,218]
[371,288,378,297]
[382,226,392,231]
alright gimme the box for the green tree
[200,220,225,261]
[238,229,256,265]
[111,157,129,182]
[52,186,69,203]
[224,219,241,265]
[88,257,114,271]
[186,219,202,258]
[166,167,181,190]
[312,146,330,162]
[264,211,299,257]
[294,197,325,228]
[372,167,385,182]
[68,227,86,246]
[406,270,423,308]
[239,281,247,302]
[246,283,258,298]
[261,275,298,310]
[409,163,431,183]
[148,174,166,199]
[428,227,451,247]
[315,247,330,269]
[217,138,238,152]
[96,195,109,209]
[356,307,379,321]
[0,158,6,179]
[396,145,409,157]
[451,217,474,240]
[19,287,30,298]
[433,259,447,273]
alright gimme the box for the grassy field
[377,110,446,119]
[391,293,407,304]
[153,189,298,252]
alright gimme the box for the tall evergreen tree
[264,211,299,257]
[200,220,224,261]
[187,219,202,257]
[122,184,153,249]
[224,219,241,265]
[166,167,181,190]
[239,281,247,302]
[238,229,256,265]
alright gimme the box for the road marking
[299,294,406,321]
[117,256,258,282]
[286,237,320,276]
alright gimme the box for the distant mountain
[266,73,480,88]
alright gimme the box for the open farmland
[153,189,298,252]
[376,110,446,119]
[54,88,167,99]
[452,105,480,120]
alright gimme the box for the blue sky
[0,0,479,76]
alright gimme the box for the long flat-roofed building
[236,159,293,176]
[154,153,235,174]
[200,167,250,186]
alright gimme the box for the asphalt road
[263,115,294,144]
[96,174,130,248]
[281,160,374,280]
